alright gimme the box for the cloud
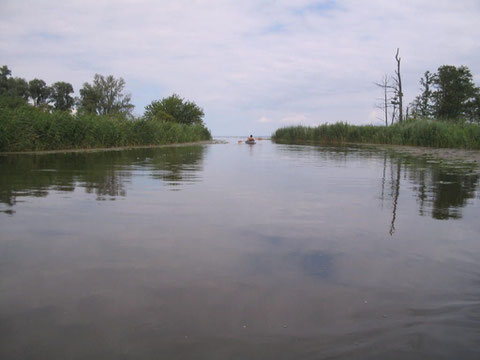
[1,0,480,135]
[259,116,272,123]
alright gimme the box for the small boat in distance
[245,140,256,144]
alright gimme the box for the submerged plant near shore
[272,120,480,149]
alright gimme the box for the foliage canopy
[144,94,204,125]
[50,81,75,111]
[410,65,480,122]
[0,66,29,101]
[29,78,51,106]
[78,74,134,116]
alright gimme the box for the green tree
[78,82,101,114]
[0,65,29,105]
[465,92,480,123]
[0,65,12,94]
[50,81,74,111]
[29,79,51,106]
[144,94,205,125]
[8,77,29,100]
[410,71,435,118]
[78,74,134,116]
[432,65,477,121]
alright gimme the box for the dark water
[1,139,480,359]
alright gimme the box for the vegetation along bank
[272,120,480,149]
[0,66,211,152]
[273,64,480,150]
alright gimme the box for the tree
[409,65,480,122]
[0,66,28,108]
[0,65,12,94]
[432,65,477,120]
[8,77,29,100]
[374,74,394,126]
[0,65,29,101]
[465,92,480,123]
[78,82,101,114]
[78,74,134,116]
[29,79,51,106]
[144,94,205,125]
[373,49,405,125]
[409,71,434,118]
[393,48,404,123]
[50,81,74,111]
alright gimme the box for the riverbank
[0,139,226,155]
[0,104,212,152]
[272,120,480,150]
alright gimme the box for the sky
[1,0,480,136]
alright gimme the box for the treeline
[0,65,211,152]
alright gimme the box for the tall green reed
[272,120,480,149]
[0,105,212,152]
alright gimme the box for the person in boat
[247,135,255,142]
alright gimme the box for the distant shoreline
[0,140,227,156]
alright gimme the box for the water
[1,139,480,359]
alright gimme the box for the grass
[0,104,212,152]
[271,119,480,149]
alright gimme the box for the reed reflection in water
[0,145,207,207]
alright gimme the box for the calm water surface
[1,139,480,359]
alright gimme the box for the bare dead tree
[373,49,405,125]
[374,74,394,126]
[393,48,403,123]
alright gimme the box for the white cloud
[1,0,480,135]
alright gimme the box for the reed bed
[272,120,480,149]
[0,105,212,152]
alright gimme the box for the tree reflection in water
[0,145,207,209]
[380,152,479,234]
[279,144,479,234]
[291,144,479,231]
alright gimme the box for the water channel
[1,138,480,359]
